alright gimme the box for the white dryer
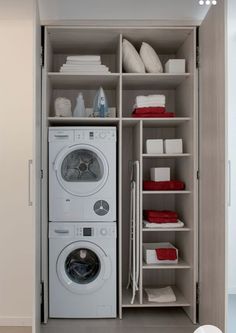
[49,222,116,318]
[49,127,116,222]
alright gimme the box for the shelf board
[143,190,191,194]
[142,227,190,232]
[122,117,191,128]
[48,72,120,89]
[48,117,120,125]
[143,258,190,270]
[122,73,190,89]
[142,153,191,158]
[122,287,190,308]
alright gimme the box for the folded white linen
[143,220,184,228]
[66,60,102,65]
[133,103,166,109]
[67,55,101,62]
[60,69,110,73]
[145,287,176,303]
[136,95,166,104]
[61,64,108,69]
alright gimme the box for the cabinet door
[199,1,226,331]
[0,1,36,328]
[33,1,42,333]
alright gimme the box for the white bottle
[73,93,86,117]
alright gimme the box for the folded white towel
[143,220,184,228]
[61,64,109,70]
[145,287,176,303]
[67,55,101,62]
[133,103,166,109]
[66,60,102,65]
[136,95,166,103]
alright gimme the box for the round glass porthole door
[65,248,100,284]
[57,241,111,294]
[54,145,109,197]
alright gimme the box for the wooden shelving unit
[42,26,198,324]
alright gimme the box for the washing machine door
[57,241,111,294]
[54,144,109,197]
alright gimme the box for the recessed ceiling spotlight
[199,0,204,4]
[212,0,217,4]
[206,0,211,4]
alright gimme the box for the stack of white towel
[135,94,166,108]
[145,286,176,303]
[60,55,110,73]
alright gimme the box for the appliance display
[49,127,116,222]
[49,222,116,318]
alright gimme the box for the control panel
[75,128,116,142]
[75,224,116,238]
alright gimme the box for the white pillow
[122,39,145,73]
[140,42,163,73]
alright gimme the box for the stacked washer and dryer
[48,127,117,318]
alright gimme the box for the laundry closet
[36,2,226,332]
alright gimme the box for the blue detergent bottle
[93,87,108,118]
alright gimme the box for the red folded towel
[143,181,185,191]
[145,217,178,223]
[133,107,166,115]
[144,210,178,219]
[132,112,175,118]
[156,248,177,261]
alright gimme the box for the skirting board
[0,317,32,326]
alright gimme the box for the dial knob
[99,132,106,139]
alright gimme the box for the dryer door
[57,241,111,294]
[54,144,109,197]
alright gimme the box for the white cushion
[140,42,163,73]
[122,39,145,73]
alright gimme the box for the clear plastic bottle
[93,87,108,118]
[73,93,86,117]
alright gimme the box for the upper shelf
[48,117,119,126]
[122,117,191,127]
[47,72,190,90]
[142,153,191,158]
[122,73,190,89]
[48,73,120,89]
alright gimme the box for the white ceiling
[38,0,210,23]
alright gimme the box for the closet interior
[41,26,198,325]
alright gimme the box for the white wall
[0,0,35,326]
[228,0,236,294]
[38,0,209,22]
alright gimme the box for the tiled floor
[41,308,198,333]
[228,294,236,333]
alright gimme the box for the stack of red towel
[155,248,177,261]
[143,180,185,191]
[144,210,178,224]
[132,107,175,118]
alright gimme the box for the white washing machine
[49,222,116,318]
[49,127,116,222]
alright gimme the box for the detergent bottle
[73,92,86,117]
